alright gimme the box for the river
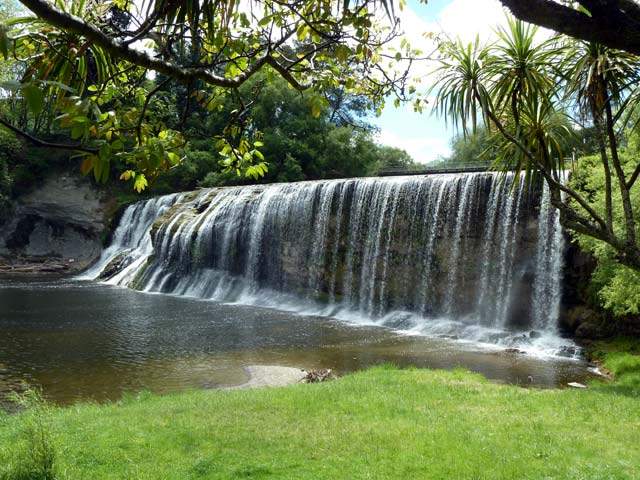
[0,277,597,406]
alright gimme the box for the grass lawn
[1,347,639,480]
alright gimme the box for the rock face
[560,245,640,339]
[0,174,110,272]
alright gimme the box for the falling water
[81,173,574,356]
[532,182,565,331]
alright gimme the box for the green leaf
[310,96,327,118]
[133,174,148,193]
[119,170,135,181]
[167,152,181,164]
[22,83,44,116]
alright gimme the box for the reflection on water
[0,278,596,406]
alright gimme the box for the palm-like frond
[487,17,563,122]
[429,36,491,136]
[563,40,640,122]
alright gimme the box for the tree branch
[0,115,97,154]
[498,0,640,55]
[136,77,170,145]
[18,0,311,91]
[627,162,640,190]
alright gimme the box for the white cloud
[433,0,509,44]
[376,0,510,163]
[377,128,451,165]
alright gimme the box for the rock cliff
[0,174,111,274]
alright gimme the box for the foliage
[0,129,20,222]
[1,389,57,480]
[148,75,414,192]
[436,128,494,166]
[1,366,639,479]
[571,147,640,315]
[431,15,640,285]
[0,0,420,190]
[368,145,418,174]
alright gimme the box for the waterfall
[81,173,574,355]
[532,182,565,331]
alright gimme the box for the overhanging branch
[18,0,312,91]
[498,0,640,55]
[0,116,97,154]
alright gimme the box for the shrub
[1,390,57,480]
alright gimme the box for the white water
[80,173,577,358]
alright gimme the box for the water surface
[0,278,596,406]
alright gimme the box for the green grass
[588,336,640,397]
[1,363,639,480]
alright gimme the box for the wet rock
[529,330,542,339]
[0,256,72,275]
[557,345,579,358]
[504,348,524,354]
[98,250,134,280]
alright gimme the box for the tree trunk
[605,99,637,247]
[593,112,613,231]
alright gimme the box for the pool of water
[0,278,598,406]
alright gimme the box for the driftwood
[302,369,336,383]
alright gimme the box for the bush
[1,390,57,480]
[570,149,640,316]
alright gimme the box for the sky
[373,0,510,164]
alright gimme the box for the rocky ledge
[0,255,89,276]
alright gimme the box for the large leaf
[22,83,45,116]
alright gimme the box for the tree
[564,42,640,235]
[439,128,494,167]
[0,0,418,190]
[146,73,411,191]
[431,17,640,273]
[368,145,417,173]
[498,0,640,56]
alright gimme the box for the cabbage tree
[431,18,640,272]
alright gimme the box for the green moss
[1,365,639,480]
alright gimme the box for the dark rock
[504,348,524,354]
[97,250,134,280]
[0,175,110,272]
[557,345,579,357]
[529,330,542,339]
[575,320,609,339]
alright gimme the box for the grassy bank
[1,358,639,480]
